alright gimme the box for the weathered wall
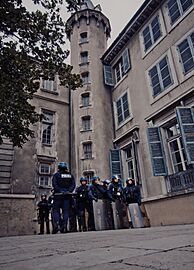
[144,192,194,227]
[0,195,36,237]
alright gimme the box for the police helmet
[103,179,111,185]
[112,175,119,181]
[58,162,68,170]
[80,177,87,183]
[92,176,100,183]
[41,193,47,199]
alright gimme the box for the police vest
[58,173,72,188]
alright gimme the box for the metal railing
[165,169,194,193]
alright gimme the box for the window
[41,79,54,91]
[116,92,130,125]
[81,93,90,107]
[83,142,92,159]
[80,32,88,43]
[166,124,187,173]
[41,111,54,145]
[148,55,173,97]
[38,163,51,187]
[83,171,94,183]
[125,145,135,179]
[81,72,90,84]
[82,116,91,131]
[113,49,130,84]
[104,48,130,86]
[80,51,89,64]
[167,0,193,25]
[177,31,194,74]
[142,15,162,52]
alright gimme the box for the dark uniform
[76,177,94,231]
[123,178,141,205]
[52,162,75,233]
[37,194,50,234]
[109,176,124,201]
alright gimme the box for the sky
[90,0,144,45]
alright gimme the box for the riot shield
[112,200,129,229]
[93,200,114,231]
[128,203,144,228]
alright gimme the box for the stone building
[0,0,194,235]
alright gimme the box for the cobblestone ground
[0,224,194,270]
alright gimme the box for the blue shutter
[147,127,167,176]
[110,149,122,178]
[176,107,194,164]
[122,48,130,73]
[103,65,114,86]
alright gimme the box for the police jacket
[76,185,90,201]
[109,182,123,200]
[37,200,50,217]
[52,171,75,194]
[123,184,141,205]
[88,184,106,200]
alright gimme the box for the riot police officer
[88,176,106,201]
[37,193,50,234]
[52,162,75,234]
[124,178,141,205]
[76,177,94,232]
[109,175,124,201]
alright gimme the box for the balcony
[165,169,194,194]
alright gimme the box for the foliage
[0,0,82,147]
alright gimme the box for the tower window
[80,32,88,43]
[41,110,54,146]
[82,116,91,131]
[38,163,51,187]
[81,72,90,84]
[80,51,89,64]
[83,142,92,159]
[81,92,90,107]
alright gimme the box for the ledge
[0,194,35,199]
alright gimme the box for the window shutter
[103,65,114,86]
[176,107,194,164]
[110,149,122,178]
[122,48,130,73]
[147,127,167,176]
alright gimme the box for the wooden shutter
[103,65,114,86]
[147,127,167,176]
[110,149,122,178]
[122,48,130,73]
[176,107,194,164]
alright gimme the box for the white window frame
[81,115,91,131]
[146,50,178,104]
[81,72,90,85]
[113,89,133,130]
[82,142,93,160]
[139,10,166,58]
[80,51,89,65]
[38,163,52,187]
[41,110,54,146]
[163,0,194,32]
[177,30,194,74]
[80,92,91,107]
[172,28,194,83]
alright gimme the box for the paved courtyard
[1,224,194,270]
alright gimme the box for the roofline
[101,0,164,64]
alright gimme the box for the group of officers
[37,162,141,234]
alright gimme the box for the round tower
[66,0,114,181]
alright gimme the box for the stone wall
[144,192,194,227]
[0,194,36,237]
